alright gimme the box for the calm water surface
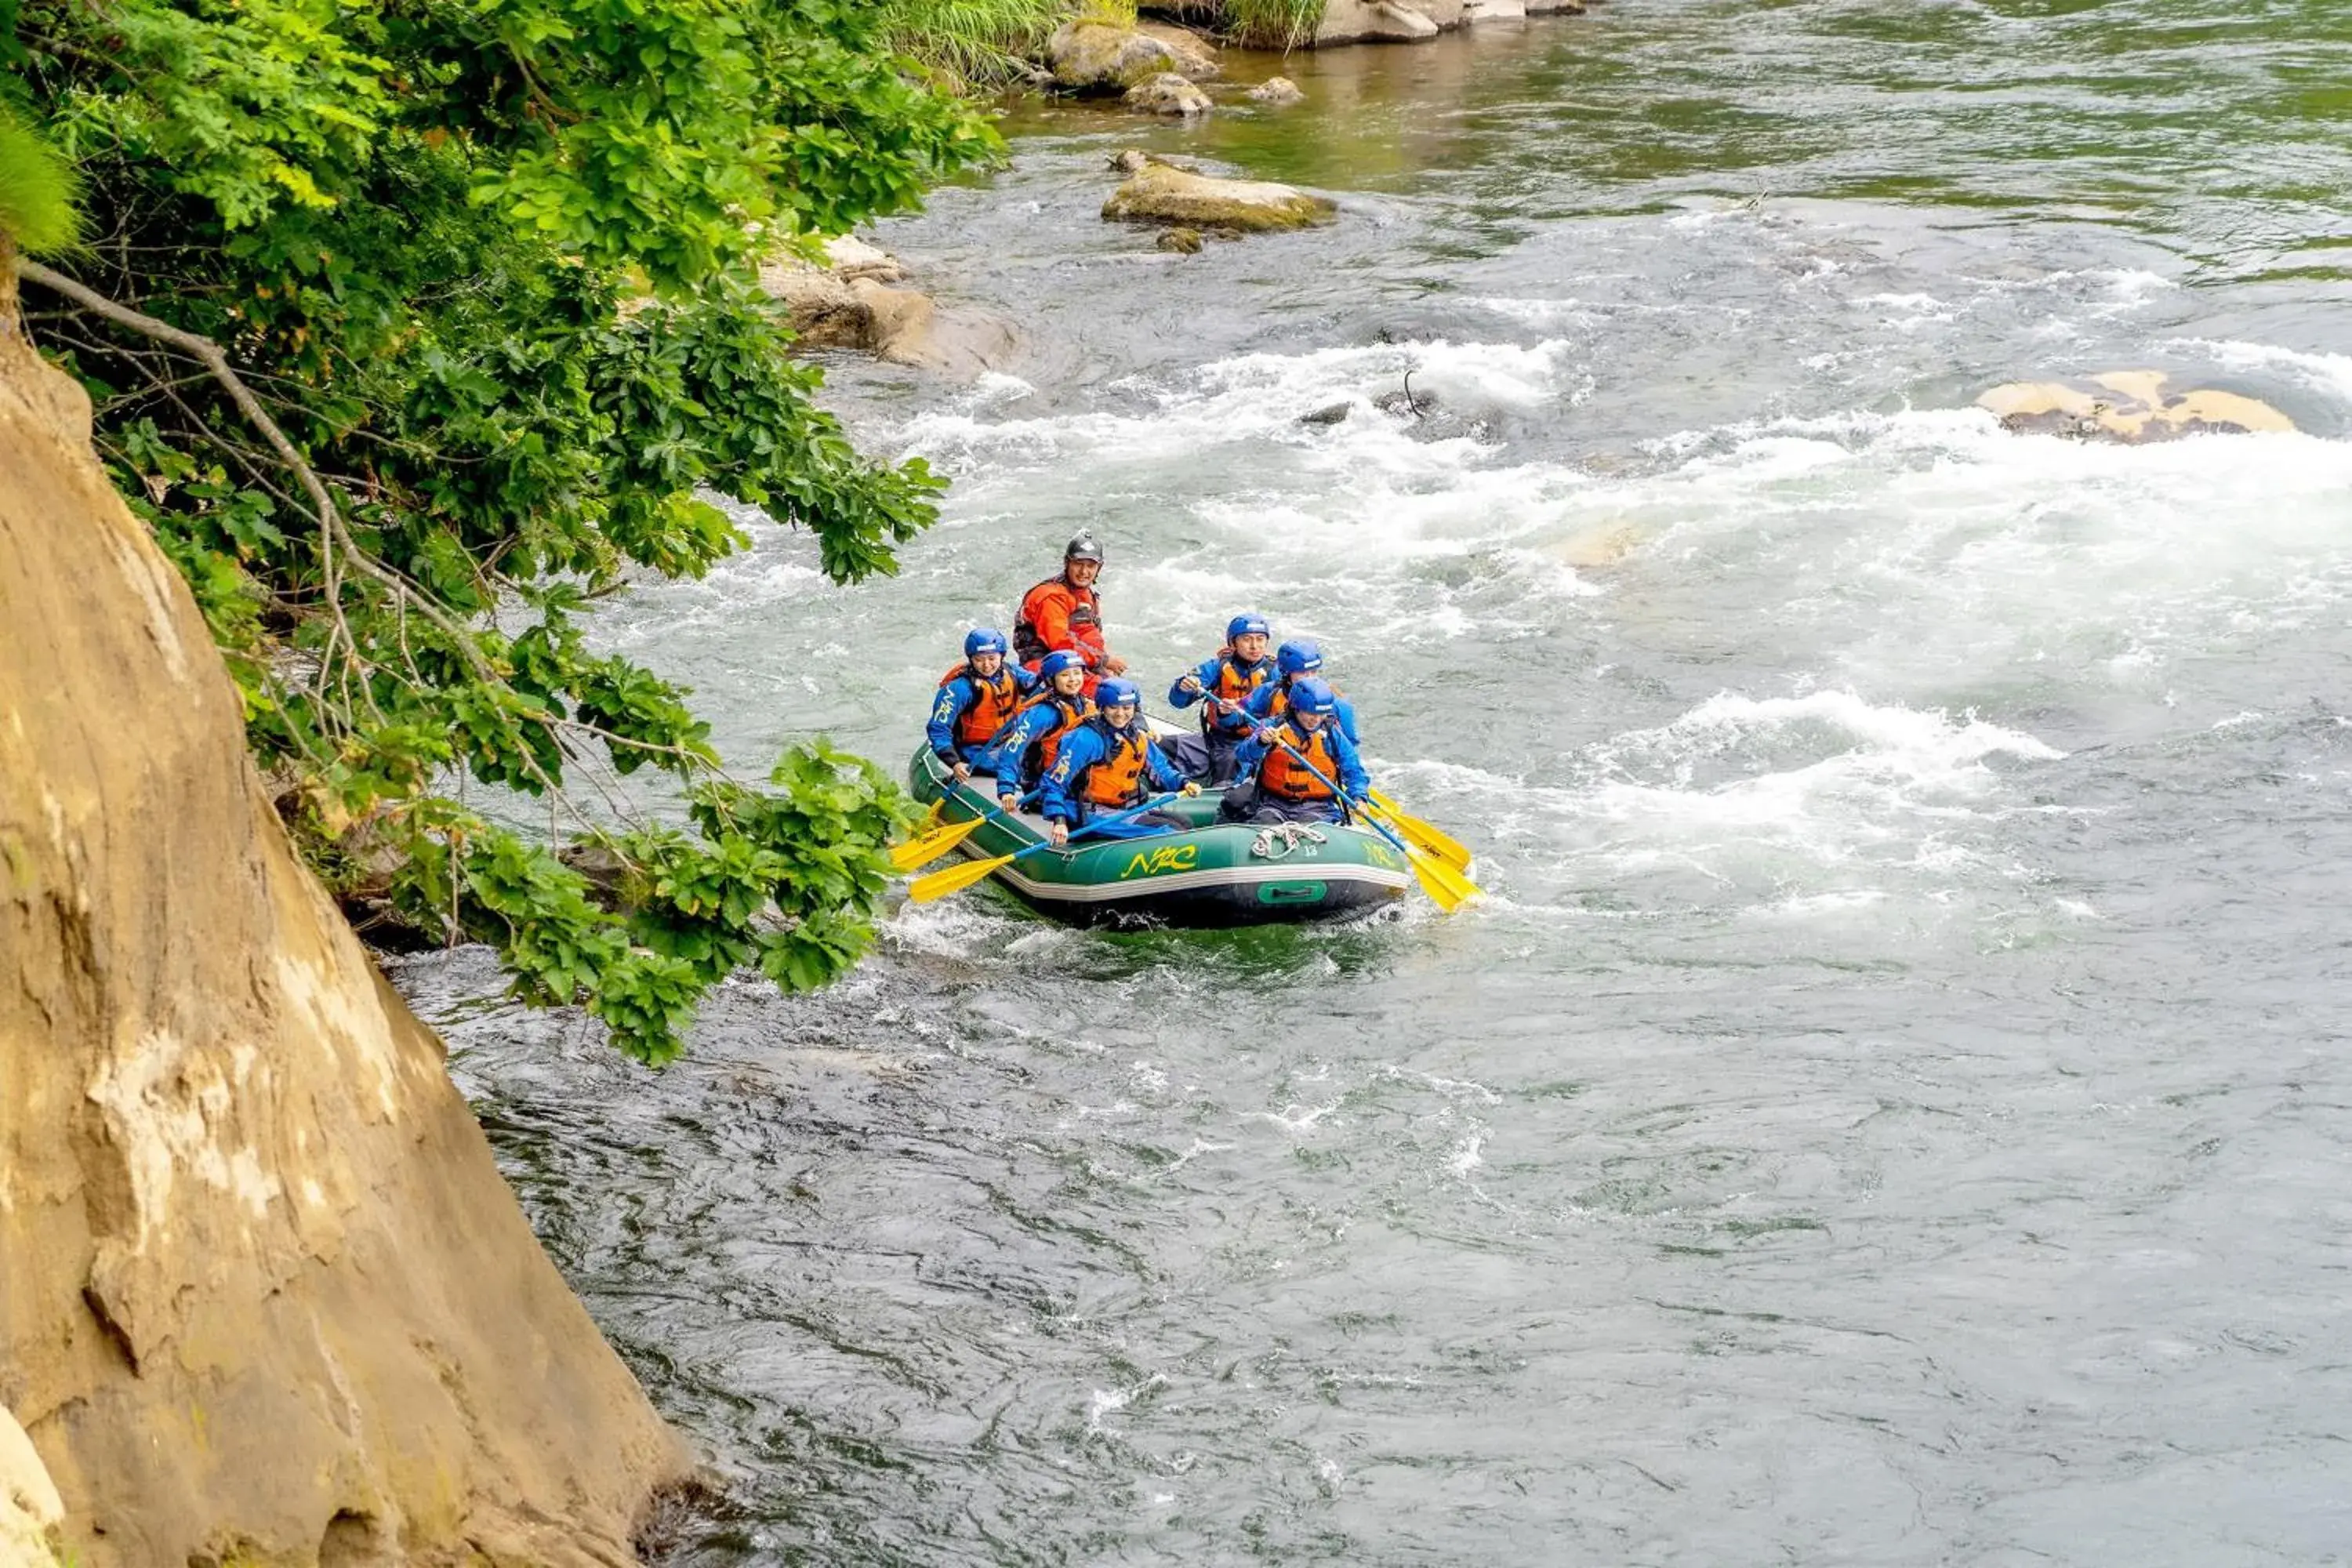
[394,2,2352,1559]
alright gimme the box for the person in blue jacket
[927,628,1036,783]
[1222,677,1369,826]
[1243,639,1362,746]
[1040,678,1200,845]
[988,650,1094,808]
[1167,613,1276,785]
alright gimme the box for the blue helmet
[1226,613,1271,643]
[1289,677,1339,717]
[1276,639,1324,677]
[1040,649,1087,681]
[964,627,1008,660]
[1095,677,1141,710]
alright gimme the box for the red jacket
[1014,575,1108,674]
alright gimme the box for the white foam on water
[2170,336,2352,404]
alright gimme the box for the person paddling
[1221,677,1369,826]
[988,650,1094,808]
[927,628,1036,784]
[1014,531,1127,695]
[1244,639,1362,745]
[1167,613,1275,785]
[1040,678,1200,845]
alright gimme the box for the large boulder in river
[1312,0,1440,43]
[1103,151,1338,232]
[1135,20,1221,79]
[0,318,687,1560]
[1046,20,1192,92]
[758,235,1013,376]
[1978,370,2295,442]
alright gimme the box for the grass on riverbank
[1225,0,1326,49]
[880,0,1141,85]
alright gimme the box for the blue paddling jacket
[1167,651,1275,739]
[927,662,1039,767]
[1040,717,1190,826]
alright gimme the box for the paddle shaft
[1014,789,1186,863]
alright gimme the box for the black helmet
[1065,531,1104,564]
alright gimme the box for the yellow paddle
[1267,737,1480,912]
[890,789,1038,873]
[1365,789,1472,871]
[908,791,1185,904]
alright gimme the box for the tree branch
[17,259,502,690]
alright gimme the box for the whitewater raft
[906,743,1412,927]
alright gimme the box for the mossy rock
[1047,20,1184,93]
[1102,161,1337,233]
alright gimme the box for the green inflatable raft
[906,743,1413,927]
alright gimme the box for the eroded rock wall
[0,333,688,1564]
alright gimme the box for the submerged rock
[1046,20,1189,92]
[1977,371,2295,442]
[0,333,688,1566]
[1126,71,1214,115]
[1247,75,1307,106]
[1158,227,1207,253]
[1299,401,1354,425]
[1102,153,1337,232]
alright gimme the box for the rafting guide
[896,541,1481,922]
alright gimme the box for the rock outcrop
[1247,75,1307,106]
[1102,151,1338,233]
[1,1407,64,1568]
[0,324,689,1564]
[758,235,1014,377]
[1977,371,2296,442]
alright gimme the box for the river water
[390,2,2352,1560]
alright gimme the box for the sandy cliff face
[0,332,688,1563]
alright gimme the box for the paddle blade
[890,815,984,873]
[1369,790,1472,870]
[908,850,1016,903]
[1407,843,1481,912]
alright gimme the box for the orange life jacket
[1014,689,1094,779]
[1014,576,1105,669]
[938,662,1022,749]
[1257,722,1341,803]
[1075,716,1154,808]
[1202,651,1272,734]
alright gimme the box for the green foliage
[11,0,1004,1062]
[0,100,82,253]
[1225,0,1324,49]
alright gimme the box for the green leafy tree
[7,0,1004,1062]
